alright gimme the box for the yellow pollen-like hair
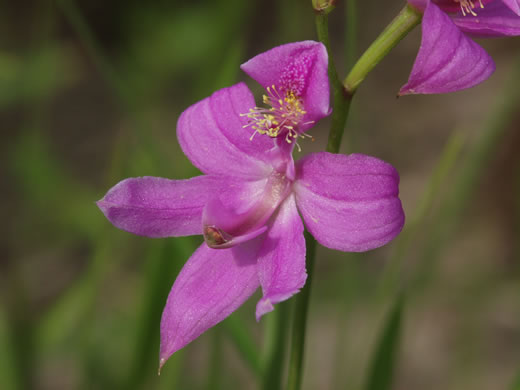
[455,0,484,16]
[241,85,312,146]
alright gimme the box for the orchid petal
[97,175,221,237]
[399,1,495,95]
[160,242,260,365]
[209,82,275,161]
[255,195,306,321]
[177,82,273,179]
[241,41,330,130]
[294,153,404,252]
[452,1,520,37]
[501,0,520,15]
[428,0,459,12]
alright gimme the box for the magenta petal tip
[158,358,166,376]
[255,298,274,322]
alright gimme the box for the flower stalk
[312,0,336,14]
[344,4,422,94]
[316,12,354,154]
[286,232,317,390]
[262,301,290,390]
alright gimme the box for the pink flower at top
[401,0,520,95]
[96,41,405,368]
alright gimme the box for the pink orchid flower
[97,41,405,368]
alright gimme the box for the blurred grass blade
[414,55,520,288]
[363,295,405,390]
[261,301,290,390]
[379,130,465,298]
[124,238,191,389]
[209,39,244,92]
[2,271,34,390]
[222,314,262,378]
[55,0,163,172]
[511,371,520,390]
[0,307,16,390]
[207,328,223,390]
[37,235,117,351]
[12,130,102,240]
[278,0,306,42]
[0,47,70,108]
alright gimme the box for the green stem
[344,4,421,94]
[262,301,290,390]
[286,232,317,390]
[316,13,353,153]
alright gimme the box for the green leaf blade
[363,295,405,390]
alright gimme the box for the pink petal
[255,195,306,321]
[452,1,520,36]
[241,41,330,130]
[294,153,404,252]
[177,83,273,179]
[399,1,495,95]
[97,175,221,237]
[159,242,260,366]
[501,0,520,15]
[209,83,275,161]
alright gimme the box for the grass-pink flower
[96,41,405,368]
[401,0,520,94]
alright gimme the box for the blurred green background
[2,0,520,389]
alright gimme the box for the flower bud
[312,0,336,14]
